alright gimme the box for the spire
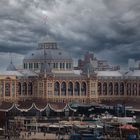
[40,48,52,77]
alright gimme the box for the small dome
[6,61,16,71]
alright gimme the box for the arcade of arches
[0,76,140,103]
[98,80,140,98]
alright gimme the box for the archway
[68,82,73,96]
[54,82,60,96]
[81,82,86,96]
[74,82,80,96]
[61,82,66,96]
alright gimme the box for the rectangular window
[69,63,71,68]
[36,63,38,68]
[29,63,32,69]
[30,63,33,69]
[53,63,55,68]
[60,63,62,69]
[24,63,26,69]
[56,63,58,68]
[66,63,68,69]
[62,63,65,69]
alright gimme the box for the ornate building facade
[0,39,140,103]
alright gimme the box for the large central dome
[23,38,73,72]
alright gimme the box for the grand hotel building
[0,39,140,103]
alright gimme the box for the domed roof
[24,37,72,61]
[24,48,72,61]
[6,61,16,71]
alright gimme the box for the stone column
[101,82,103,96]
[79,82,81,97]
[107,82,109,97]
[131,82,133,96]
[58,62,60,70]
[59,82,61,97]
[14,80,16,99]
[43,80,45,98]
[10,80,12,98]
[27,81,28,97]
[137,82,139,96]
[66,81,68,97]
[112,82,114,96]
[118,82,120,96]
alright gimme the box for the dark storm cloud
[0,0,140,68]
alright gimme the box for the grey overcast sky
[0,0,140,69]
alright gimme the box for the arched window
[74,82,80,96]
[120,82,124,95]
[61,82,66,96]
[109,83,113,95]
[81,82,86,96]
[103,83,107,95]
[22,82,27,95]
[5,82,10,96]
[28,82,33,95]
[126,83,131,95]
[132,83,137,96]
[54,82,60,96]
[68,82,73,96]
[98,82,102,95]
[18,82,21,95]
[0,81,4,97]
[114,83,119,95]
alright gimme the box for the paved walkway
[20,131,69,140]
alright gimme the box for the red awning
[119,124,137,130]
